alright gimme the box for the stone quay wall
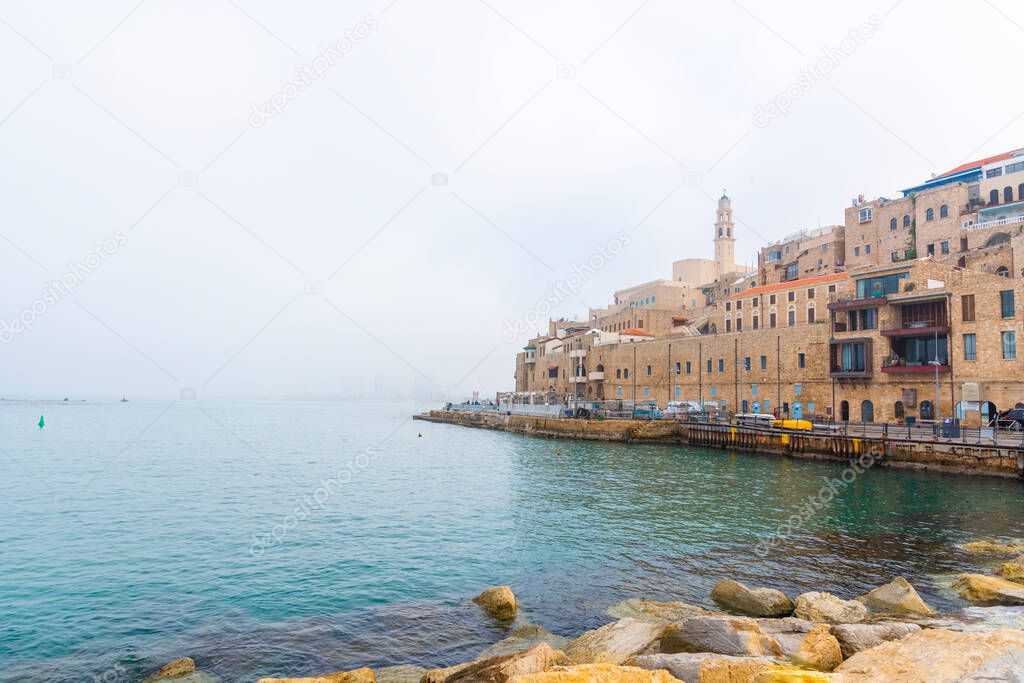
[414,409,1024,480]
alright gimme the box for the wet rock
[421,663,475,683]
[960,540,1024,555]
[773,624,842,672]
[793,592,866,624]
[710,579,794,618]
[564,618,665,664]
[257,667,376,683]
[478,625,570,659]
[961,605,1024,631]
[753,617,815,635]
[143,657,197,682]
[474,586,517,620]
[829,622,921,658]
[996,557,1024,585]
[606,599,713,624]
[659,616,783,657]
[443,643,570,683]
[953,574,1024,605]
[835,627,1024,681]
[508,663,682,683]
[630,652,774,681]
[375,665,428,683]
[855,577,933,616]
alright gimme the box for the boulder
[479,625,570,659]
[835,627,1024,682]
[258,668,376,683]
[631,653,774,681]
[607,599,713,624]
[829,622,921,658]
[474,586,517,620]
[793,592,866,624]
[143,657,197,682]
[772,624,842,672]
[952,574,1024,605]
[421,663,474,683]
[855,577,933,616]
[564,618,665,665]
[508,664,682,683]
[961,605,1024,631]
[996,558,1024,585]
[710,579,794,618]
[375,666,427,683]
[752,670,839,682]
[659,616,783,658]
[441,643,570,683]
[960,540,1024,555]
[753,617,815,635]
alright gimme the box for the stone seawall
[414,410,1024,480]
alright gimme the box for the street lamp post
[927,326,942,428]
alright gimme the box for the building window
[770,312,777,328]
[617,387,623,397]
[736,317,743,332]
[760,355,767,370]
[828,284,836,293]
[962,294,975,322]
[1001,290,1015,319]
[787,308,796,326]
[858,207,873,222]
[964,333,977,361]
[788,291,795,302]
[675,362,681,375]
[895,401,904,419]
[926,208,934,221]
[940,204,949,218]
[798,353,806,368]
[736,300,742,310]
[920,400,934,421]
[769,294,776,305]
[889,218,897,230]
[718,359,724,372]
[685,361,691,374]
[646,365,652,376]
[865,244,871,254]
[1006,186,1014,203]
[903,214,910,227]
[854,246,860,257]
[807,305,816,323]
[1003,331,1017,360]
[707,359,712,373]
[725,302,731,311]
[752,298,759,307]
[616,368,621,379]
[807,288,815,299]
[941,241,949,255]
[891,251,899,262]
[752,315,759,330]
[991,189,1000,205]
[988,167,1004,178]
[997,266,1010,278]
[644,387,650,397]
[725,319,732,333]
[926,243,935,256]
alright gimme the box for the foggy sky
[1,0,1022,401]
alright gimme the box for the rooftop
[728,272,848,299]
[936,147,1024,179]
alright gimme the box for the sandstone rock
[442,643,569,683]
[829,621,921,658]
[961,605,1024,631]
[792,592,866,624]
[855,577,933,616]
[143,657,197,682]
[564,618,665,665]
[631,652,774,682]
[953,573,1024,605]
[375,665,427,683]
[752,670,839,682]
[258,667,376,683]
[421,663,475,683]
[606,599,713,624]
[474,586,517,620]
[710,579,794,618]
[961,540,1024,555]
[753,617,815,635]
[479,625,570,659]
[508,663,682,683]
[787,625,842,672]
[659,616,783,658]
[997,558,1024,585]
[835,627,1024,682]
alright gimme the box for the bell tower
[714,191,735,276]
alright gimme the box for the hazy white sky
[1,0,1022,401]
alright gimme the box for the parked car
[773,419,814,431]
[734,413,776,429]
[990,409,1024,431]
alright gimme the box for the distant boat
[121,395,128,403]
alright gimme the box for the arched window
[991,189,1000,205]
[623,368,629,379]
[1006,186,1014,203]
[890,218,897,230]
[861,400,874,423]
[940,204,949,218]
[903,215,911,227]
[997,266,1009,277]
[725,318,732,332]
[920,400,934,421]
[787,306,796,326]
[807,303,816,323]
[840,400,850,422]
[596,364,605,373]
[926,208,935,221]
[894,401,905,420]
[986,232,1011,247]
[1019,183,1024,201]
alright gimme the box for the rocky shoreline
[140,541,1024,683]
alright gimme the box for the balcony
[828,295,887,311]
[880,324,949,338]
[569,374,588,383]
[588,371,605,381]
[963,214,1024,232]
[569,349,587,358]
[880,363,950,374]
[830,338,872,379]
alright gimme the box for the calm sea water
[2,399,1024,682]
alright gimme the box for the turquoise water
[2,399,1024,682]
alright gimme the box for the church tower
[714,191,735,276]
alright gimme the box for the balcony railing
[569,349,587,358]
[588,371,605,381]
[880,364,950,374]
[962,214,1024,232]
[828,295,886,311]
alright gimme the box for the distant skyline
[2,0,1023,400]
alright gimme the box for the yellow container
[772,419,813,431]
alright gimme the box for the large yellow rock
[142,657,197,682]
[711,579,794,618]
[509,663,683,683]
[564,618,665,664]
[791,625,842,672]
[754,669,840,682]
[445,643,570,683]
[855,577,934,616]
[960,540,1024,555]
[606,599,714,624]
[258,667,377,683]
[836,628,1024,681]
[952,573,1024,605]
[474,586,518,620]
[996,557,1024,585]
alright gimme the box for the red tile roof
[729,272,847,299]
[622,328,655,336]
[936,148,1024,179]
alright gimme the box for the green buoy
[38,415,45,429]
